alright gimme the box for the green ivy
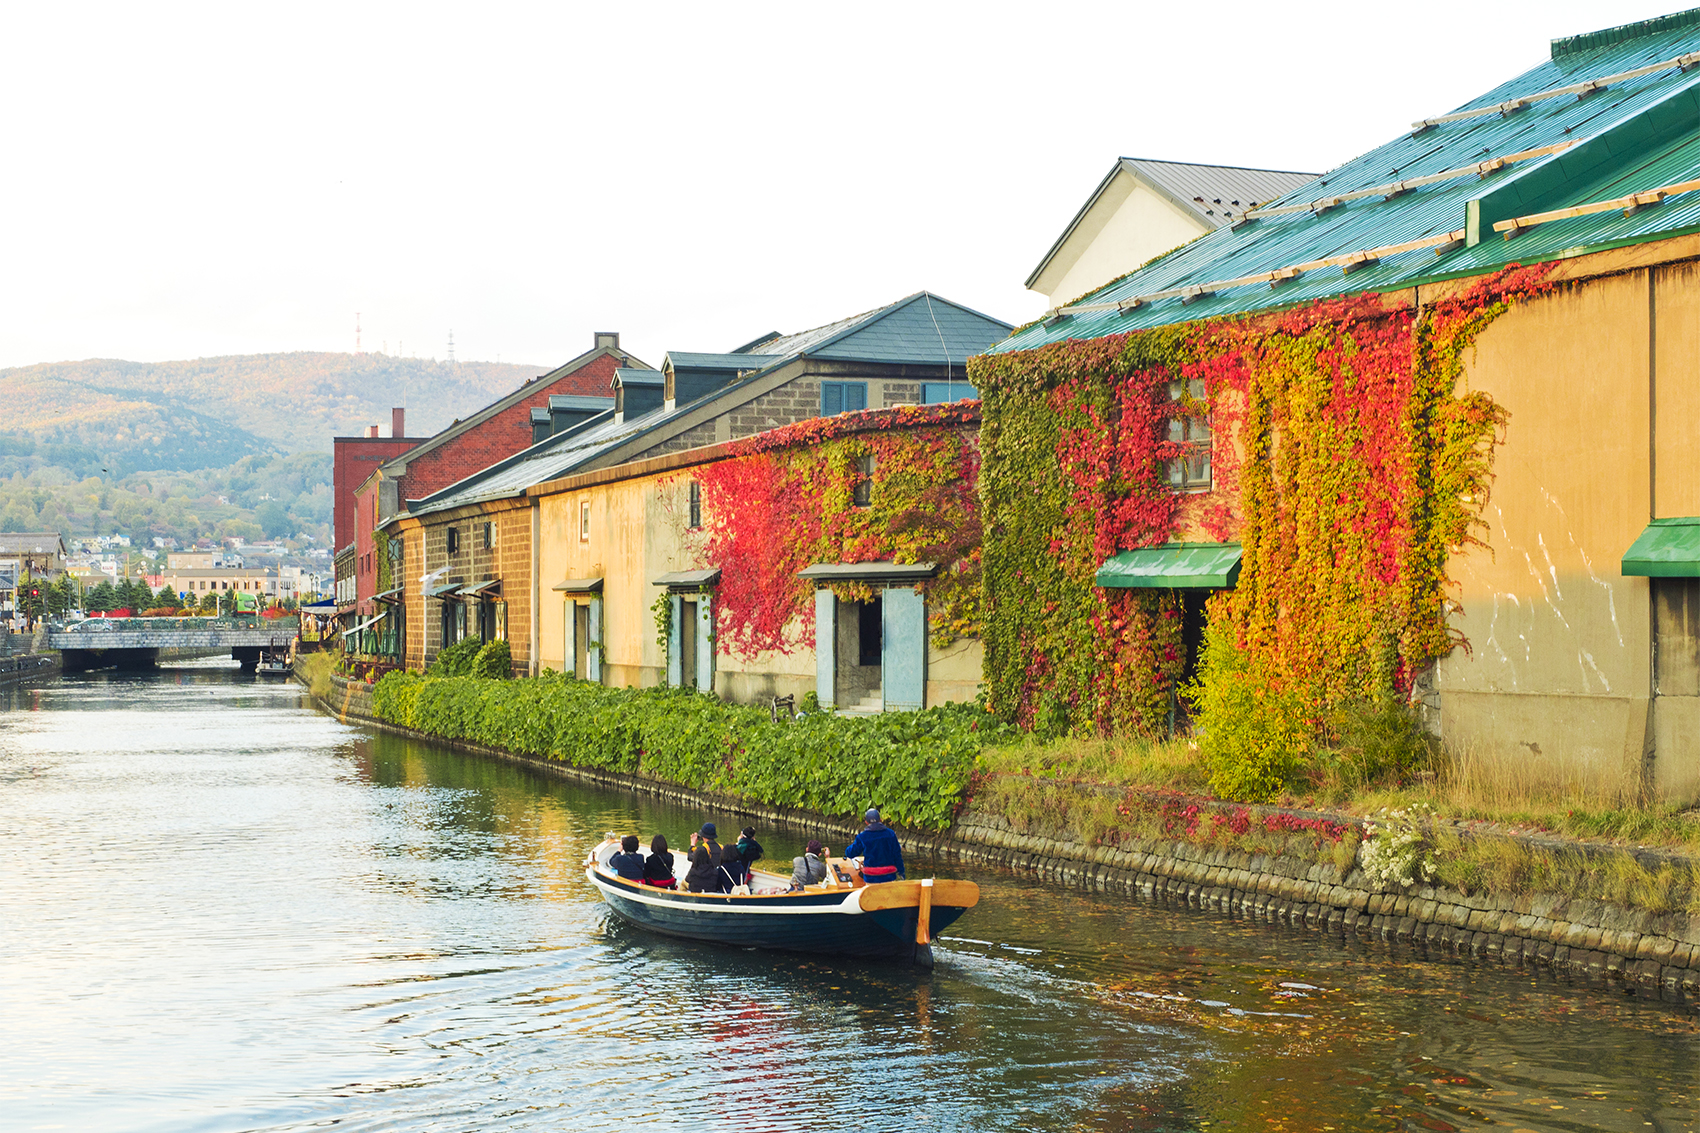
[370,671,990,829]
[428,637,482,678]
[471,639,511,679]
[652,591,672,655]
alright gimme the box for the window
[921,381,979,404]
[687,480,701,529]
[1167,379,1212,491]
[482,521,495,550]
[821,381,867,416]
[852,454,875,508]
[446,527,460,555]
[580,500,591,542]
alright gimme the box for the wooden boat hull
[585,868,974,966]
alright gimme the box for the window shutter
[822,383,843,415]
[846,383,867,412]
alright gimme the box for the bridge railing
[50,616,302,635]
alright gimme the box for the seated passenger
[642,834,677,889]
[685,823,723,893]
[607,834,645,882]
[790,840,828,890]
[720,838,748,891]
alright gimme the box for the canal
[2,659,1697,1132]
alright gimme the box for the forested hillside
[0,352,545,543]
[1,353,543,464]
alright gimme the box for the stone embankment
[311,671,1700,1006]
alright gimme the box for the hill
[0,352,547,546]
[0,353,546,471]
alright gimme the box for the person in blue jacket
[845,808,904,884]
[607,834,645,882]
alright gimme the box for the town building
[977,9,1700,801]
[1025,158,1317,309]
[151,567,302,604]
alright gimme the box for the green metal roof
[1622,518,1700,576]
[1095,543,1242,588]
[995,10,1700,354]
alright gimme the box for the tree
[196,589,217,613]
[155,584,179,609]
[87,580,116,612]
[255,499,291,539]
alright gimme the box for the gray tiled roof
[666,351,782,370]
[1123,158,1318,228]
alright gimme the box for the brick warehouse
[341,333,648,649]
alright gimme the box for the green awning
[1622,518,1700,577]
[1095,542,1242,589]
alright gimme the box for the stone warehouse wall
[312,674,1700,1004]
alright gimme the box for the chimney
[595,331,620,351]
[364,425,379,438]
[392,407,406,437]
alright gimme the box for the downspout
[530,498,541,677]
[1641,267,1658,802]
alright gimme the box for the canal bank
[308,669,1700,1008]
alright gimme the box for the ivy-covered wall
[692,403,983,659]
[969,267,1554,754]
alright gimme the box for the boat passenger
[790,840,828,890]
[736,826,764,871]
[608,835,645,882]
[642,834,677,889]
[720,825,763,889]
[685,823,724,893]
[845,808,904,883]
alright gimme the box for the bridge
[47,616,300,672]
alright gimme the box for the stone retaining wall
[311,673,1699,1006]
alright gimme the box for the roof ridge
[1120,156,1321,177]
[1552,7,1700,60]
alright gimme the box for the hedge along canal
[310,668,1700,1009]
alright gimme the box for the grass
[975,732,1210,793]
[297,651,337,700]
[967,705,1700,916]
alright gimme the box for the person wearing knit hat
[790,839,829,890]
[845,807,904,883]
[685,822,724,893]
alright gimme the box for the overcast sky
[1,1,1683,373]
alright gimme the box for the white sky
[1,1,1684,373]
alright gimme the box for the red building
[343,333,645,646]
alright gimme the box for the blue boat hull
[587,869,967,965]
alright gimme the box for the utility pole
[447,330,456,364]
[356,312,363,353]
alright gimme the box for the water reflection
[0,658,1695,1132]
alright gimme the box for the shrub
[370,670,980,830]
[471,640,512,679]
[1318,697,1437,791]
[1188,620,1311,803]
[428,637,482,678]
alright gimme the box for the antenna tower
[356,312,363,353]
[447,330,456,364]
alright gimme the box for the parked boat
[585,835,978,967]
[256,637,292,677]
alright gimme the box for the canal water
[3,660,1697,1133]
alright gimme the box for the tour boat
[584,836,979,967]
